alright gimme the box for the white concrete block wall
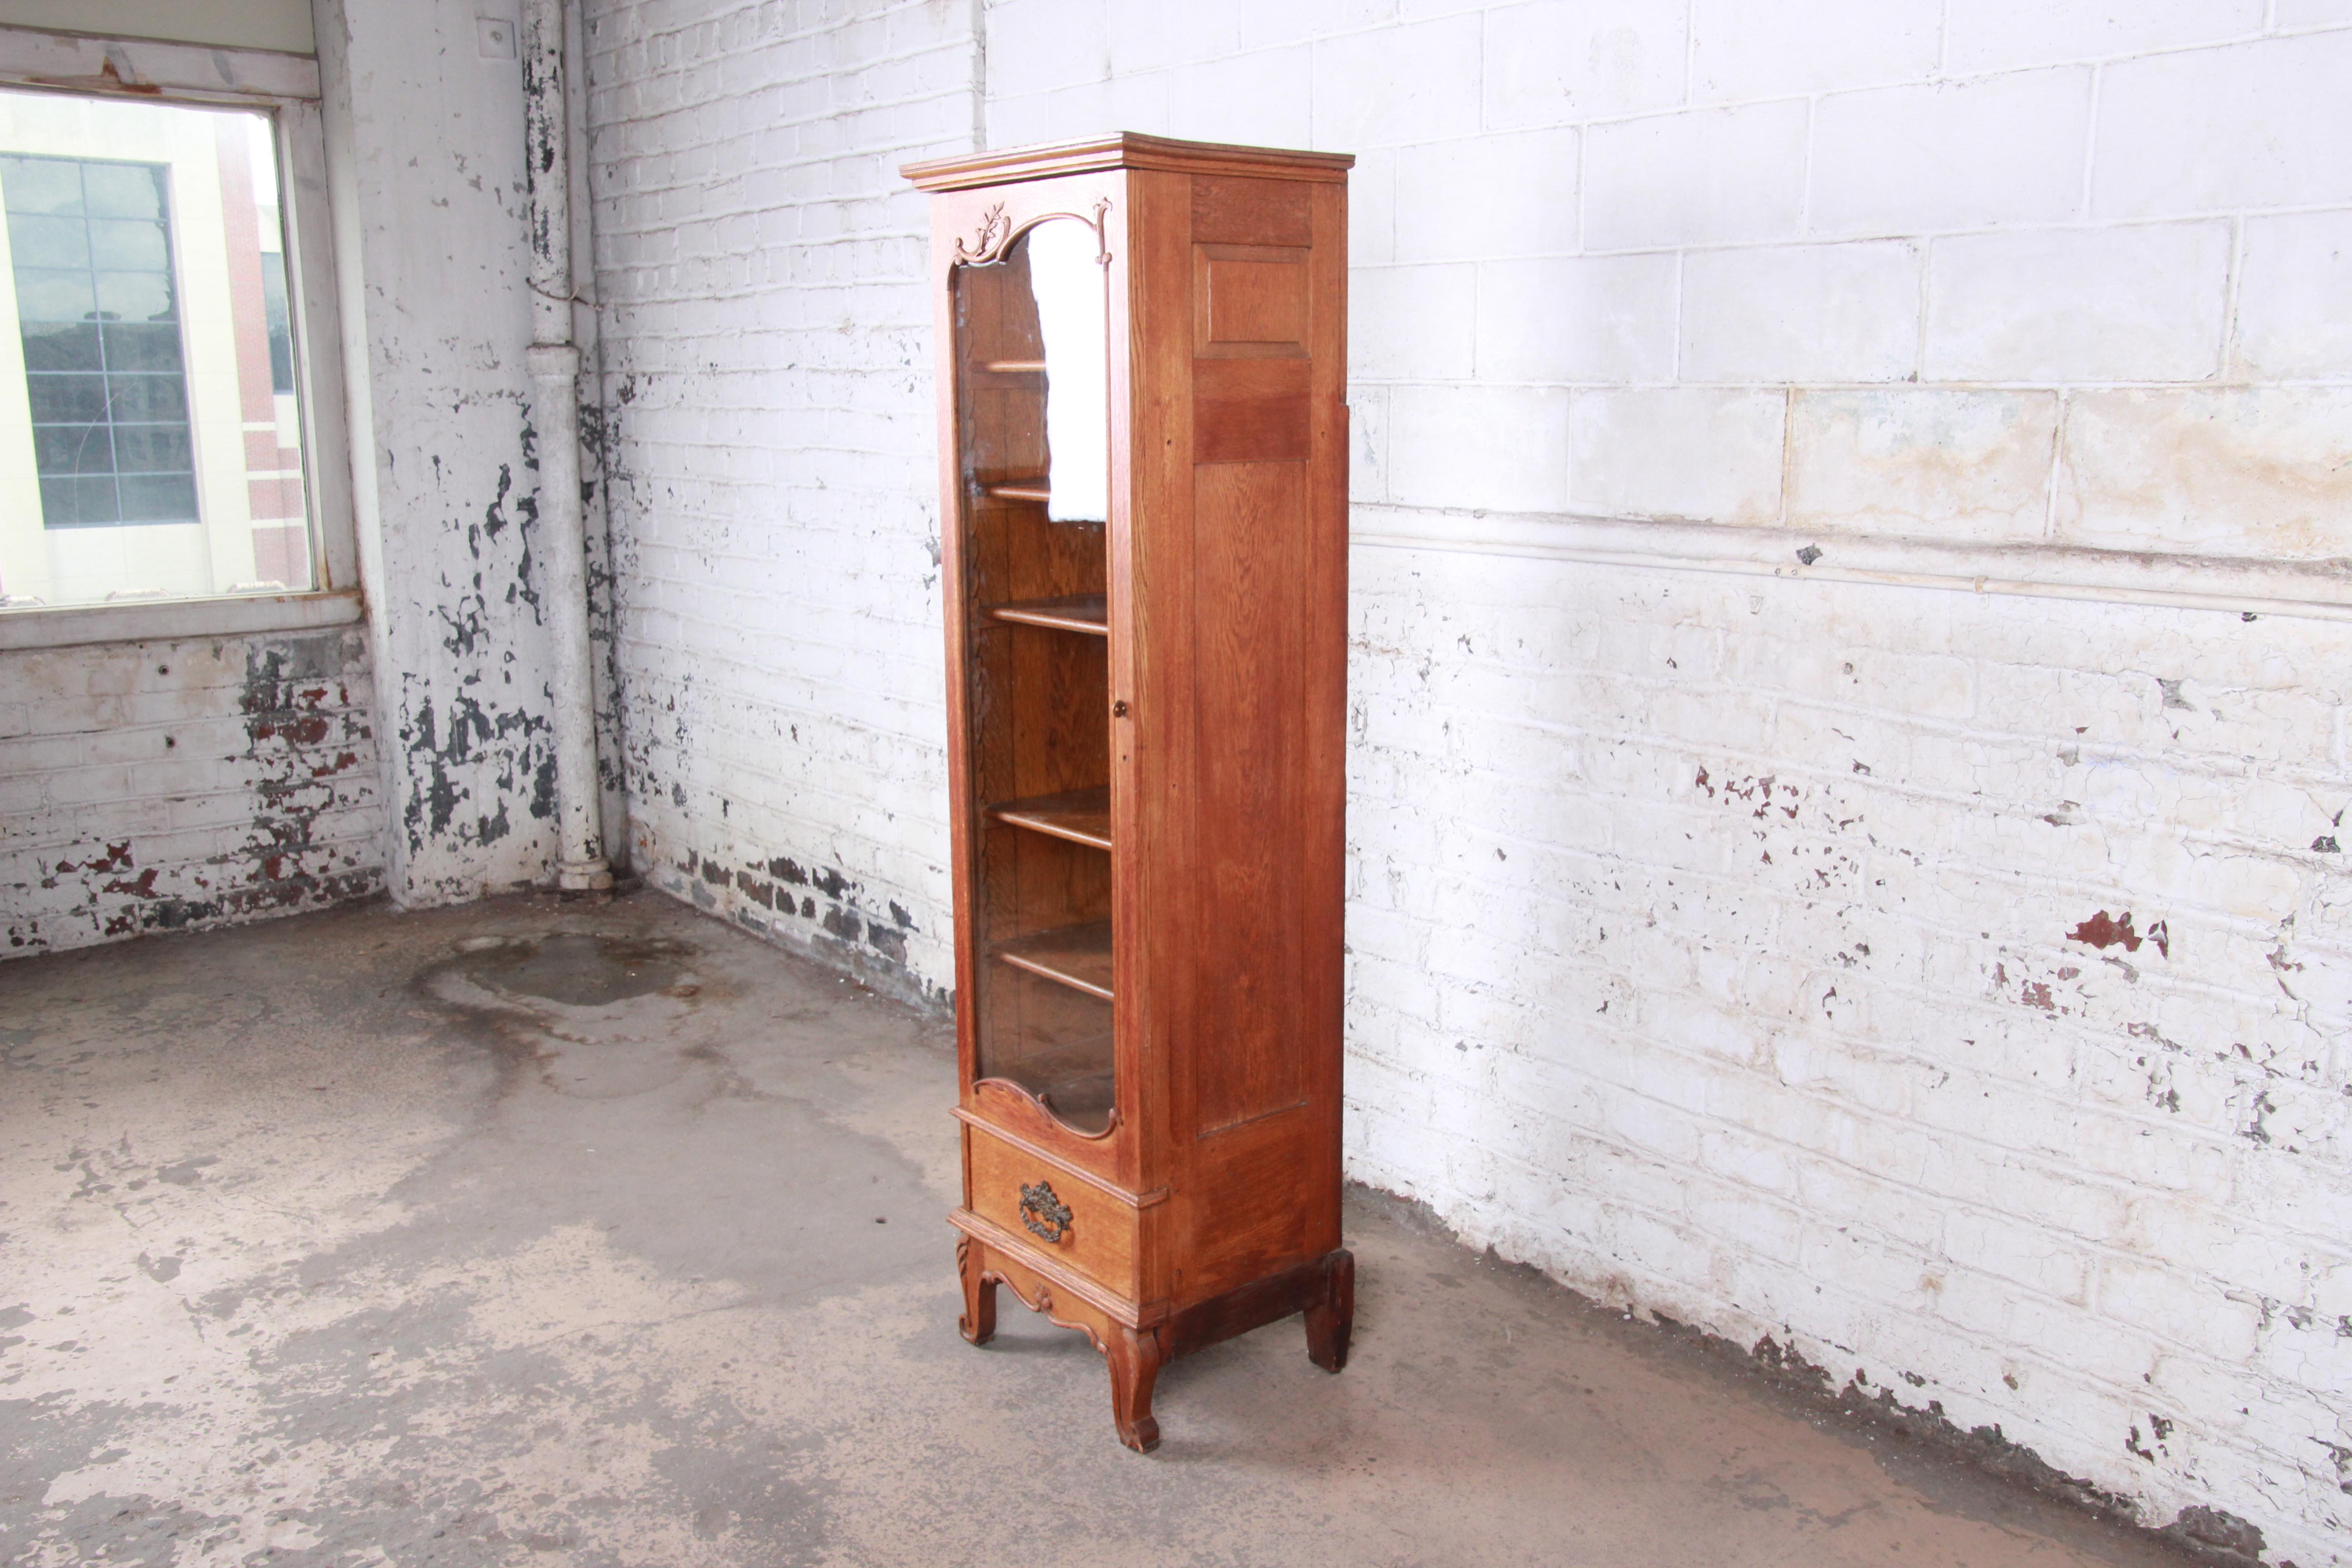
[580,0,975,1000]
[973,1,2352,1556]
[0,631,383,954]
[982,0,2352,563]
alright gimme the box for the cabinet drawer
[967,1126,1136,1298]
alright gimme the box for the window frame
[0,26,360,650]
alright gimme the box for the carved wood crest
[953,202,1011,263]
[951,198,1114,266]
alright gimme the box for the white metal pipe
[522,0,609,892]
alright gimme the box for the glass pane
[100,323,183,372]
[27,372,106,422]
[111,424,191,473]
[39,475,119,525]
[1,156,82,214]
[87,218,167,271]
[117,473,198,521]
[261,262,294,393]
[21,322,100,371]
[95,272,174,322]
[7,212,88,268]
[33,422,113,474]
[79,162,162,219]
[14,268,95,322]
[103,373,186,422]
[0,96,315,604]
[950,227,1118,1137]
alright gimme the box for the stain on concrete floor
[0,893,2205,1566]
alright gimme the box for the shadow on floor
[0,892,2210,1567]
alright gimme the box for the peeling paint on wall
[330,0,570,907]
[1,631,386,956]
[580,0,967,1000]
[633,820,945,1009]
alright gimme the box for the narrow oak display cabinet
[902,134,1353,1451]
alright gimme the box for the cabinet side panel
[1189,460,1313,1133]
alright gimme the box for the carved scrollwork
[954,201,1012,264]
[983,1266,1108,1355]
[949,200,1115,268]
[1088,197,1113,265]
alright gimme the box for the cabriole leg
[956,1237,996,1346]
[1106,1324,1164,1452]
[1304,1248,1355,1372]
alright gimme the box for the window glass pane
[104,374,186,422]
[118,473,199,521]
[7,212,88,268]
[38,475,119,526]
[33,421,112,473]
[27,373,106,422]
[112,424,192,473]
[0,156,81,214]
[261,263,294,394]
[96,272,175,322]
[21,321,101,371]
[15,268,95,321]
[79,162,162,219]
[0,95,314,607]
[88,218,168,271]
[114,426,191,475]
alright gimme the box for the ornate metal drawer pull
[1020,1180,1072,1244]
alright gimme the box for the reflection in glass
[1024,216,1108,524]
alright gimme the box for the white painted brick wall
[581,0,973,1001]
[522,1,2352,1554]
[1345,552,2350,1563]
[967,2,2352,1556]
[318,0,574,906]
[0,631,384,955]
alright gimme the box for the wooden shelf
[991,786,1111,850]
[988,594,1106,636]
[995,920,1113,1001]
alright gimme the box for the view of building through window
[0,90,311,609]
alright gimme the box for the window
[0,89,318,608]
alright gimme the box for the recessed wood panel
[1193,358,1311,463]
[1189,461,1310,1134]
[1194,244,1309,358]
[1181,1112,1312,1299]
[1190,175,1313,246]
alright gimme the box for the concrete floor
[0,892,2206,1567]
